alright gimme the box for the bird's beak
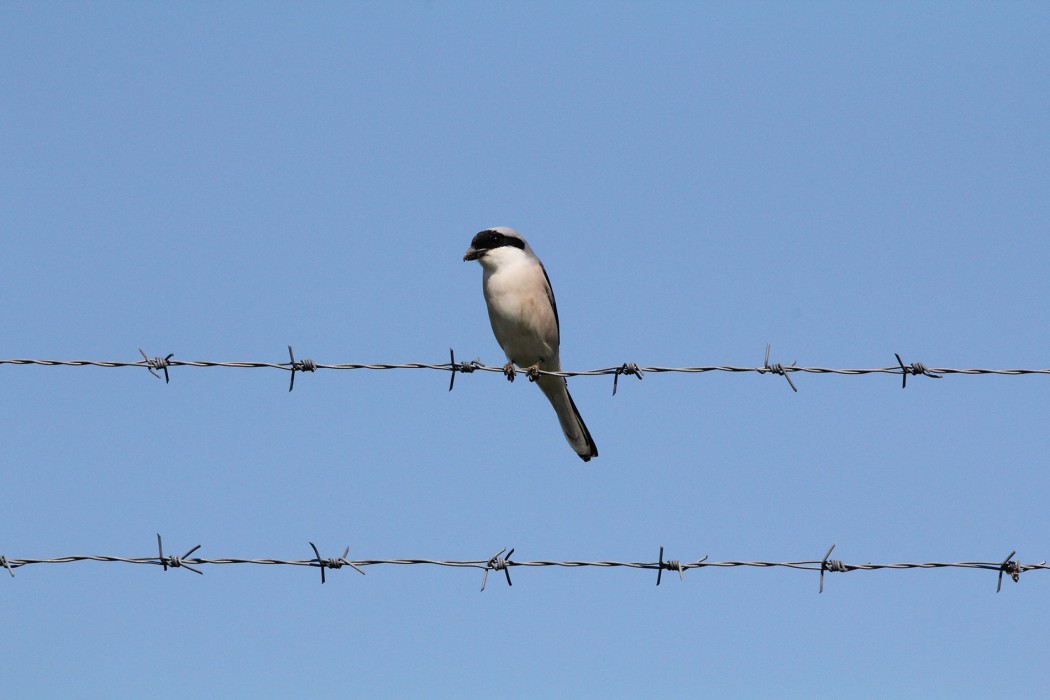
[463,246,480,261]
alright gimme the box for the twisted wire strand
[9,555,1050,572]
[4,550,1047,591]
[2,356,1049,378]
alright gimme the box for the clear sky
[2,2,1048,697]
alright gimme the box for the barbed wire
[1,537,1045,593]
[1,345,1048,394]
[7,354,1044,596]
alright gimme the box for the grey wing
[539,262,560,339]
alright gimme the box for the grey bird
[464,227,598,461]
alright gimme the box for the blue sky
[2,2,1048,697]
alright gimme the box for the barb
[895,353,943,388]
[3,541,1046,592]
[447,348,480,392]
[819,544,846,593]
[612,362,643,396]
[656,545,704,585]
[309,542,366,584]
[287,346,316,392]
[998,550,1020,593]
[4,347,1049,393]
[139,348,173,383]
[157,533,203,575]
[481,547,514,591]
[759,343,798,392]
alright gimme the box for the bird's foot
[502,361,516,383]
[524,362,542,383]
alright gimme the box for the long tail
[537,375,598,462]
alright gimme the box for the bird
[464,227,598,462]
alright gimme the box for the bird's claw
[525,363,542,382]
[503,361,516,382]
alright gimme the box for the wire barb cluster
[3,345,1049,394]
[2,536,1045,593]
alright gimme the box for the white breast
[481,253,560,369]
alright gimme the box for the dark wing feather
[539,262,560,336]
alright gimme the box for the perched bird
[464,227,598,462]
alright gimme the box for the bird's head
[463,227,531,268]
